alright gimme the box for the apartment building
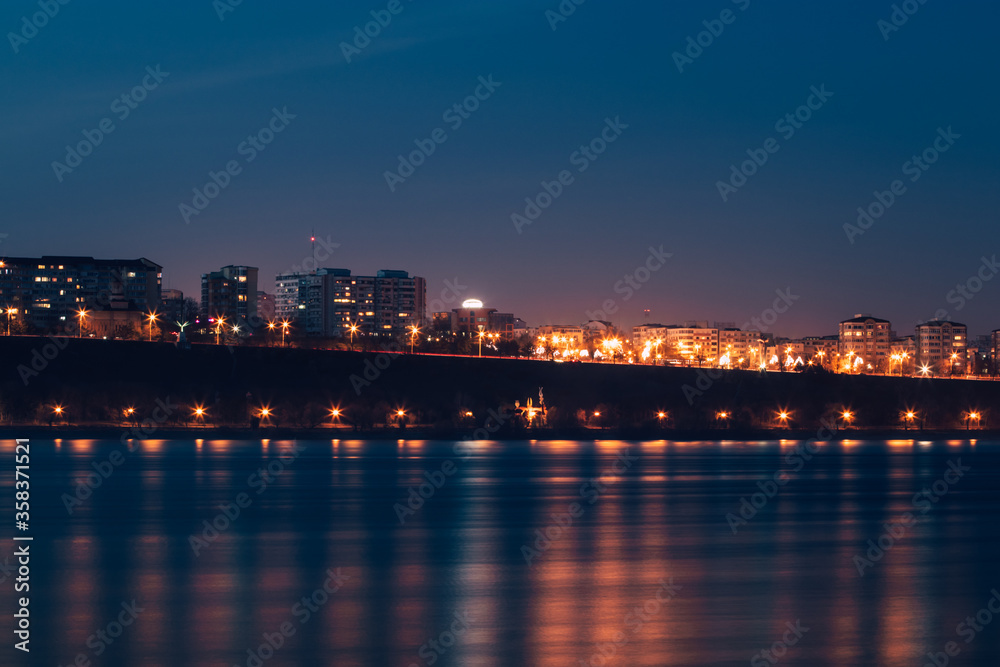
[201,265,258,323]
[0,255,161,332]
[915,320,968,372]
[838,314,891,370]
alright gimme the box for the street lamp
[777,410,791,427]
[477,326,485,357]
[147,311,158,341]
[348,322,359,351]
[280,320,290,347]
[966,411,981,430]
[841,410,854,428]
[77,308,88,338]
[904,410,917,430]
[214,315,227,345]
[409,324,420,354]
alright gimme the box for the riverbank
[2,424,997,443]
[2,336,998,432]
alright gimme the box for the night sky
[2,0,998,337]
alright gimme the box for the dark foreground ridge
[1,337,997,433]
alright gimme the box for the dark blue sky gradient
[2,0,998,337]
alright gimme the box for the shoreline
[2,425,997,442]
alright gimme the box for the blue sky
[2,0,998,337]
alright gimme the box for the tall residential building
[838,314,891,371]
[160,288,185,324]
[256,291,275,322]
[0,255,161,331]
[631,324,670,351]
[666,326,720,364]
[915,320,968,372]
[719,328,763,363]
[201,265,258,323]
[273,268,425,337]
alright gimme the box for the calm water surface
[2,438,999,666]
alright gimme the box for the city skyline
[3,2,999,338]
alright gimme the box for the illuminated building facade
[915,320,968,373]
[201,265,258,323]
[0,255,161,332]
[838,314,891,370]
[274,268,425,337]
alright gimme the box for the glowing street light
[477,326,486,357]
[966,411,981,430]
[409,324,421,354]
[4,306,15,336]
[280,319,291,347]
[146,311,158,341]
[77,308,88,338]
[919,364,932,377]
[903,410,917,430]
[777,410,791,427]
[348,322,359,350]
[214,315,228,345]
[841,410,854,427]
